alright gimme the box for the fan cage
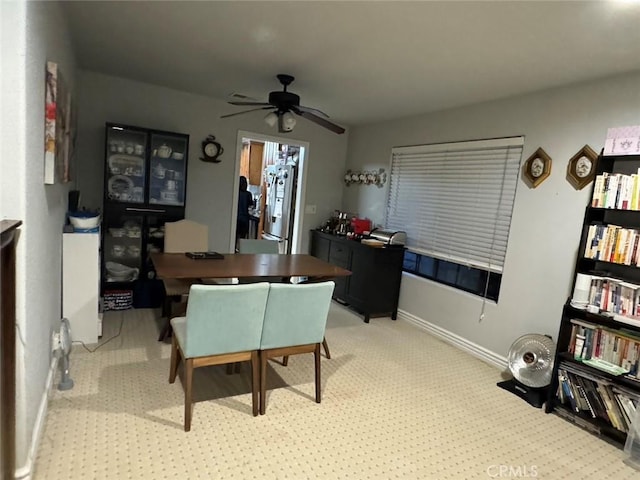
[507,334,556,388]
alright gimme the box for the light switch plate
[305,204,317,214]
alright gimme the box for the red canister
[351,218,372,235]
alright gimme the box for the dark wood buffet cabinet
[309,230,404,323]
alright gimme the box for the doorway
[229,130,309,254]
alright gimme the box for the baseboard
[14,356,58,480]
[397,309,507,370]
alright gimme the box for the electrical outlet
[305,204,317,214]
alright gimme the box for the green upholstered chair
[259,281,335,415]
[237,239,283,284]
[237,238,331,362]
[238,238,280,254]
[168,282,270,431]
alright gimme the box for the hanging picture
[567,145,598,190]
[523,147,552,188]
[44,61,72,184]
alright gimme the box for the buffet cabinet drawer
[329,242,351,267]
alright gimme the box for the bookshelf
[546,152,640,447]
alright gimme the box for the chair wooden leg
[226,363,234,375]
[161,295,171,319]
[169,335,179,383]
[158,319,172,342]
[251,351,259,417]
[184,358,194,432]
[282,356,289,366]
[322,337,331,359]
[315,343,322,403]
[260,351,268,415]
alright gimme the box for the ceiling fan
[221,74,345,135]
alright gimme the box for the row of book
[568,318,640,377]
[591,172,640,210]
[582,274,640,319]
[557,361,638,433]
[584,224,640,266]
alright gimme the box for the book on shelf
[583,357,630,376]
[557,369,579,413]
[558,361,637,432]
[596,383,626,431]
[619,175,630,210]
[580,273,640,318]
[581,376,610,422]
[567,319,640,378]
[592,173,607,208]
[590,168,640,211]
[574,334,587,361]
[605,175,620,209]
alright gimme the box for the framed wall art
[567,144,598,190]
[44,61,72,184]
[523,147,552,188]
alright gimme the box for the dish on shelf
[108,175,134,200]
[126,229,141,238]
[108,155,144,176]
[105,261,139,282]
[149,228,164,239]
[109,228,125,237]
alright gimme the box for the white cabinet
[63,232,101,344]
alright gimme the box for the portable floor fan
[55,317,74,391]
[497,333,556,408]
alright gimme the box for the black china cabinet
[101,123,189,309]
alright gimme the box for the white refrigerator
[262,164,296,253]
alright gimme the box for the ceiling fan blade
[220,106,274,119]
[291,106,345,134]
[297,105,329,118]
[228,101,271,106]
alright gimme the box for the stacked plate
[105,262,139,282]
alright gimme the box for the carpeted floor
[34,303,638,479]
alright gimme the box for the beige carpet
[35,303,637,479]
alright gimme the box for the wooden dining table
[150,252,351,282]
[150,252,351,343]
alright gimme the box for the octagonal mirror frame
[567,144,598,191]
[523,147,552,188]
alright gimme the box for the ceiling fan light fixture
[264,111,278,127]
[223,74,344,134]
[280,111,296,132]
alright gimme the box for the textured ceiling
[61,1,640,128]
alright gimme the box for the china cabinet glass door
[105,126,147,204]
[103,214,143,283]
[149,133,188,207]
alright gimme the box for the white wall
[75,71,349,252]
[344,71,640,361]
[0,0,77,475]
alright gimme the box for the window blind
[386,137,524,273]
